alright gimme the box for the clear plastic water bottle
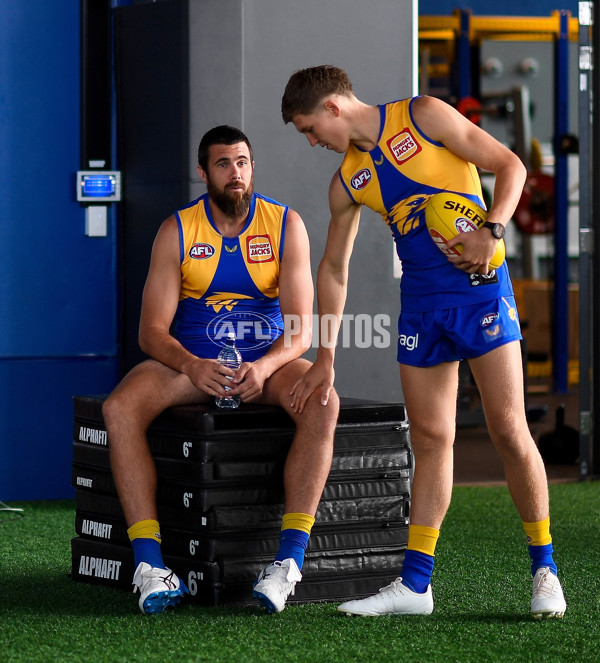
[214,332,242,409]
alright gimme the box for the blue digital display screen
[76,171,121,202]
[82,174,116,197]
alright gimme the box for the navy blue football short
[397,296,522,367]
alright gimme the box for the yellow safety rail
[420,11,579,43]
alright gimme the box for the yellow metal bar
[420,29,456,41]
[420,13,579,42]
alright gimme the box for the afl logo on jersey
[247,235,274,263]
[387,128,422,165]
[189,242,215,260]
[351,168,372,190]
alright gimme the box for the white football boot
[338,577,433,616]
[132,563,188,614]
[531,567,566,619]
[252,558,302,614]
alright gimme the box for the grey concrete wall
[188,0,415,401]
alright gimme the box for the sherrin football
[425,192,505,270]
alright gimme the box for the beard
[206,175,254,218]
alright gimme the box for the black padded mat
[72,463,410,509]
[71,537,405,606]
[75,510,409,560]
[75,489,410,532]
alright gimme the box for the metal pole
[457,9,471,100]
[578,2,593,479]
[592,0,600,476]
[552,10,571,393]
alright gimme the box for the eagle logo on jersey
[204,292,253,313]
[388,195,428,235]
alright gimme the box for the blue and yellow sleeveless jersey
[338,98,514,313]
[172,192,287,362]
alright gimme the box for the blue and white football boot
[132,563,188,614]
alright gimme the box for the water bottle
[214,332,242,409]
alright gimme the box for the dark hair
[281,65,354,124]
[197,125,253,170]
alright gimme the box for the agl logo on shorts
[398,332,419,351]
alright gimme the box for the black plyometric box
[71,395,412,606]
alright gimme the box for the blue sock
[274,528,310,570]
[529,543,557,576]
[401,549,434,594]
[131,537,166,569]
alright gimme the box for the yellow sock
[522,517,552,546]
[407,524,440,557]
[281,512,315,534]
[127,519,162,544]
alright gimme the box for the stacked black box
[71,396,412,606]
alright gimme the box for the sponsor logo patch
[247,235,274,263]
[351,168,372,190]
[484,324,502,339]
[398,333,419,351]
[387,128,422,164]
[469,271,498,287]
[189,242,215,260]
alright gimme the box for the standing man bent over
[281,66,566,619]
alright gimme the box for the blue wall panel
[0,358,118,501]
[0,2,119,500]
[0,1,117,357]
[419,1,579,17]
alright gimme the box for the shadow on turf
[2,562,539,623]
[5,570,538,623]
[1,570,281,618]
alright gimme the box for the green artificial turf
[1,482,598,662]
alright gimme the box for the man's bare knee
[102,392,123,431]
[102,386,155,435]
[297,389,339,438]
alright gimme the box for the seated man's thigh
[114,359,211,413]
